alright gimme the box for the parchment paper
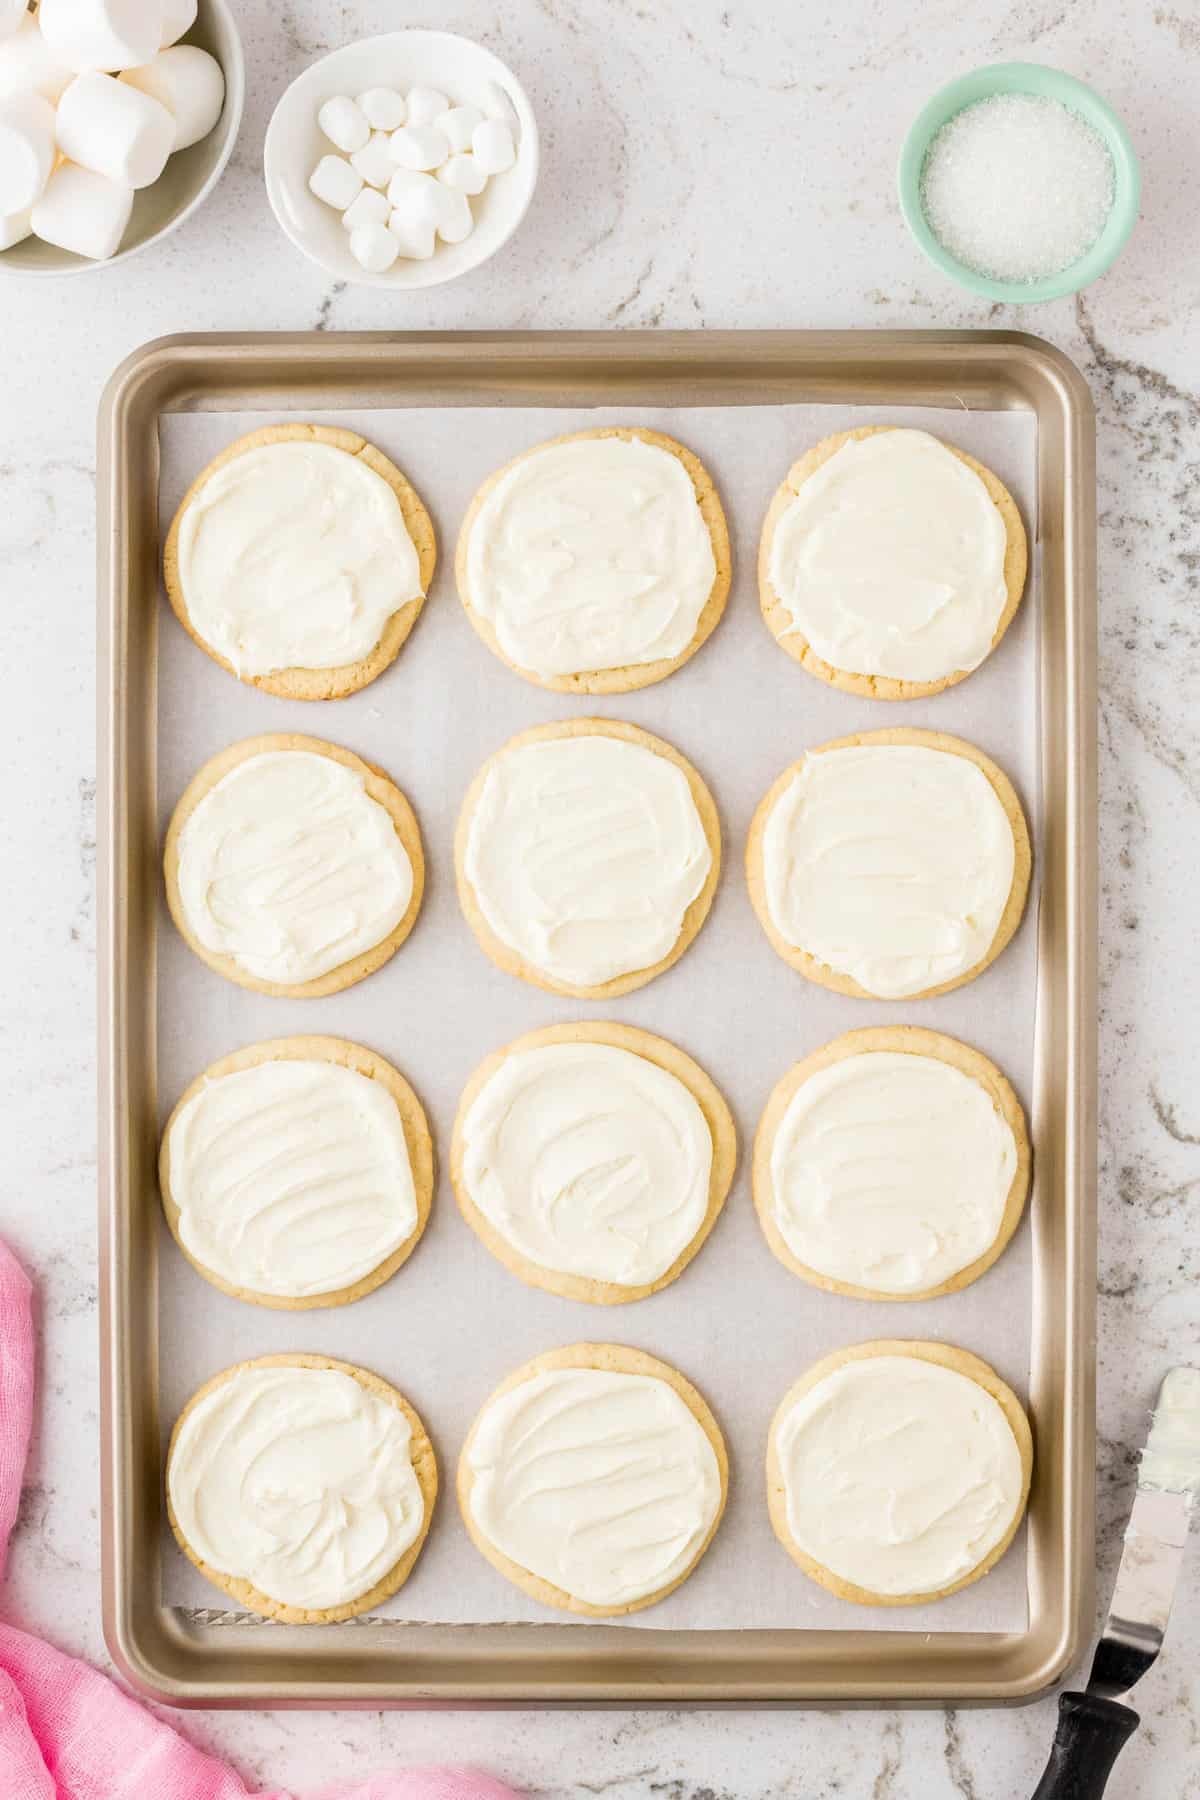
[156,398,1039,1633]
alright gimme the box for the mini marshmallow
[30,158,133,258]
[404,85,448,127]
[0,15,74,102]
[349,219,398,272]
[436,104,483,153]
[387,211,434,259]
[386,167,442,229]
[0,91,55,214]
[388,123,448,172]
[158,0,197,47]
[56,70,174,189]
[0,1,27,43]
[38,0,165,73]
[308,153,361,210]
[358,86,405,130]
[471,118,515,174]
[438,151,486,196]
[433,185,473,244]
[120,46,223,151]
[350,128,395,188]
[0,206,31,248]
[341,185,389,230]
[317,93,368,154]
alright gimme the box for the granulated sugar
[921,93,1115,282]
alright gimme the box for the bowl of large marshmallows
[0,0,241,273]
[264,30,539,289]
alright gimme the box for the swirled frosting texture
[767,429,1009,683]
[761,744,1015,998]
[770,1051,1017,1294]
[176,751,413,985]
[169,1364,425,1609]
[466,1366,722,1607]
[774,1356,1024,1596]
[168,1058,418,1298]
[463,735,712,988]
[177,442,423,676]
[465,436,717,676]
[460,1042,712,1285]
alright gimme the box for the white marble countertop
[2,1,1197,1795]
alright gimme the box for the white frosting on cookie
[175,750,413,986]
[169,1364,425,1610]
[167,1057,418,1298]
[466,1366,721,1607]
[774,1355,1024,1597]
[768,1050,1018,1294]
[465,435,717,677]
[767,429,1010,684]
[176,441,423,677]
[460,1041,712,1286]
[760,742,1016,999]
[462,734,712,988]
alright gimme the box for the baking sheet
[155,400,1039,1634]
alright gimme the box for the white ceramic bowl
[0,0,244,277]
[264,30,539,290]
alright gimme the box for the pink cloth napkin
[0,1237,521,1800]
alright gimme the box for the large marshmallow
[308,153,361,210]
[388,123,448,172]
[432,185,473,244]
[56,70,174,189]
[404,85,448,127]
[30,159,133,258]
[349,220,398,272]
[38,0,165,72]
[0,14,74,103]
[358,86,406,130]
[387,211,434,260]
[438,152,486,196]
[436,105,483,153]
[0,1,27,43]
[349,128,394,189]
[158,0,197,47]
[317,93,368,154]
[471,118,516,174]
[120,45,223,151]
[386,167,442,230]
[341,185,389,231]
[0,90,55,214]
[0,206,32,249]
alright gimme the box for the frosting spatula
[1031,1366,1200,1798]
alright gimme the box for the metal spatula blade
[1031,1366,1200,1799]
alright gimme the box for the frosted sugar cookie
[456,718,720,999]
[459,1343,727,1616]
[452,1021,736,1303]
[167,1354,437,1623]
[767,1341,1032,1606]
[164,734,424,998]
[163,423,436,699]
[754,1027,1030,1300]
[759,426,1027,699]
[746,728,1031,1000]
[456,426,731,693]
[160,1036,434,1309]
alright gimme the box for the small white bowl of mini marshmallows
[264,30,538,289]
[0,0,239,273]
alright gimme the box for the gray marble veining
[0,0,1197,1795]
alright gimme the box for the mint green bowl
[897,61,1140,303]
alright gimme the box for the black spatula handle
[1030,1691,1140,1799]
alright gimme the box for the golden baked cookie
[456,426,732,694]
[753,1027,1030,1301]
[160,1035,435,1310]
[451,1020,737,1304]
[166,1352,438,1624]
[163,423,437,701]
[745,727,1032,1001]
[758,425,1027,699]
[766,1340,1033,1607]
[455,716,722,1000]
[457,1342,728,1617]
[163,733,425,999]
